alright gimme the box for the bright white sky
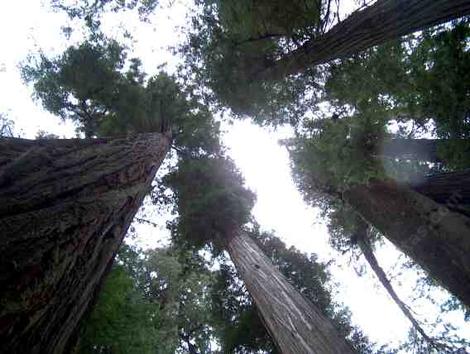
[0,0,468,351]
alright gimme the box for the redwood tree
[165,156,357,353]
[184,0,470,121]
[290,133,470,308]
[0,133,170,353]
[4,36,219,352]
[343,177,470,308]
[226,230,355,354]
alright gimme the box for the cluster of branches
[3,0,470,353]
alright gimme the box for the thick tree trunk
[0,133,170,353]
[354,223,434,345]
[343,179,470,308]
[226,231,355,354]
[256,0,470,81]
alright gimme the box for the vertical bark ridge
[0,133,170,353]
[227,231,355,354]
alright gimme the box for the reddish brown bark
[343,179,470,308]
[256,0,470,81]
[0,133,170,353]
[227,231,355,354]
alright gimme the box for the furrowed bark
[227,231,355,354]
[343,179,470,308]
[354,223,434,345]
[0,133,170,353]
[256,0,470,81]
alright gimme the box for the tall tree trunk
[226,230,355,354]
[0,133,170,353]
[353,222,435,345]
[379,139,470,165]
[343,178,470,308]
[255,0,470,81]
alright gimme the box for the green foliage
[324,40,414,117]
[147,248,217,353]
[26,5,469,352]
[211,262,278,353]
[290,115,385,193]
[251,229,331,309]
[408,22,470,139]
[51,0,159,30]
[78,245,218,353]
[78,265,165,354]
[432,139,470,171]
[284,24,470,350]
[23,38,221,156]
[181,0,325,125]
[288,22,470,255]
[81,232,374,353]
[35,131,61,140]
[324,21,470,139]
[283,22,470,243]
[22,39,129,136]
[184,5,467,132]
[211,0,321,40]
[144,73,221,156]
[251,227,372,352]
[210,227,374,353]
[441,296,470,322]
[164,156,255,251]
[326,205,367,254]
[0,113,15,137]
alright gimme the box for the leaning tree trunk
[343,178,470,308]
[255,0,470,81]
[0,133,170,353]
[354,222,434,346]
[226,230,355,354]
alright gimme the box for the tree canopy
[78,228,375,353]
[13,0,470,352]
[22,38,220,156]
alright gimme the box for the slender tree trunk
[256,0,470,81]
[354,222,434,345]
[343,178,470,308]
[226,230,355,354]
[379,139,470,165]
[0,133,170,353]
